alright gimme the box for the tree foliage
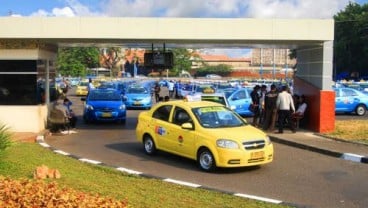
[172,48,194,75]
[334,2,368,78]
[57,47,100,77]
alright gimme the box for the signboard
[144,52,173,68]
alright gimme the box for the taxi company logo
[155,126,166,135]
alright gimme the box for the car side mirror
[181,122,194,130]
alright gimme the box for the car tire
[197,148,216,172]
[143,135,156,155]
[119,119,126,125]
[356,104,366,116]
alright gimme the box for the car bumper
[214,143,273,167]
[125,101,152,109]
[84,110,126,122]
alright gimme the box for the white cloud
[52,7,76,17]
[98,0,353,18]
[31,7,75,17]
[33,0,353,18]
[245,0,351,18]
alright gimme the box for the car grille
[242,140,265,150]
[97,107,114,112]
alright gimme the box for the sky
[1,0,367,57]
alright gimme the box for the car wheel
[83,116,90,124]
[197,148,216,172]
[143,135,156,155]
[356,104,366,116]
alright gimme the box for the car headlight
[216,139,239,149]
[86,104,94,110]
[119,104,126,110]
[265,136,271,145]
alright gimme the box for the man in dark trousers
[262,84,278,132]
[250,85,261,127]
[276,85,296,133]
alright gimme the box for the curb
[35,135,295,206]
[270,136,368,164]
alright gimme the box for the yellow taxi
[136,98,273,172]
[75,80,89,96]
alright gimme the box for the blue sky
[1,0,367,57]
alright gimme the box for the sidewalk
[268,129,368,163]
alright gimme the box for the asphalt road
[44,90,368,208]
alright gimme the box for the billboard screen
[144,52,173,68]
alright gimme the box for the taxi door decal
[155,126,166,135]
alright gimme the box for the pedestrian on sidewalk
[262,84,278,132]
[276,85,296,133]
[250,85,261,127]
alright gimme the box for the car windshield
[88,90,121,101]
[127,87,148,94]
[192,106,245,128]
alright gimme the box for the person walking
[88,78,95,92]
[262,84,278,132]
[258,85,267,126]
[250,85,261,127]
[168,80,175,98]
[154,82,161,103]
[276,85,296,133]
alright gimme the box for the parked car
[81,88,126,124]
[177,83,195,98]
[334,87,368,116]
[75,80,89,96]
[225,88,254,116]
[206,74,222,79]
[123,85,152,109]
[136,100,273,172]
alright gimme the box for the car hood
[201,125,267,141]
[87,100,124,108]
[126,93,150,99]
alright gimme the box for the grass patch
[322,120,368,144]
[0,142,289,208]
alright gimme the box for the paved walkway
[268,129,368,163]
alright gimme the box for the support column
[294,41,335,133]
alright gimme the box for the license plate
[101,112,112,118]
[134,101,141,106]
[250,151,264,159]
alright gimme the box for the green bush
[195,64,232,77]
[0,124,13,151]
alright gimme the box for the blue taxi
[123,85,152,109]
[81,88,126,124]
[334,87,368,116]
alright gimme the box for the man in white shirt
[168,80,175,98]
[276,86,296,133]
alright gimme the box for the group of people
[251,84,307,134]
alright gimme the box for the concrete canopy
[0,17,335,133]
[0,17,333,49]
